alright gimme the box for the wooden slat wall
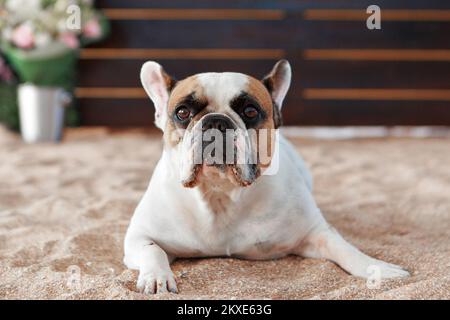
[77,0,450,126]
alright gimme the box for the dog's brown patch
[245,76,277,170]
[246,76,275,124]
[168,75,205,113]
[164,76,207,147]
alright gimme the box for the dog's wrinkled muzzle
[200,114,236,168]
[180,113,259,187]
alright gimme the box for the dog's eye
[175,106,191,121]
[243,105,259,119]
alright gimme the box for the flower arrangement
[0,0,108,87]
[0,0,109,136]
[1,0,107,51]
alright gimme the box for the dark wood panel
[78,59,450,89]
[78,98,450,126]
[93,20,300,49]
[74,1,450,127]
[303,9,450,21]
[97,0,450,10]
[78,59,283,87]
[79,48,284,59]
[301,21,450,49]
[303,89,450,100]
[92,20,450,49]
[303,49,450,61]
[102,8,285,20]
[297,61,450,89]
[283,100,450,126]
[78,99,153,126]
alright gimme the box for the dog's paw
[365,259,410,279]
[137,271,178,294]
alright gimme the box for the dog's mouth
[180,139,260,188]
[178,114,263,188]
[181,162,259,188]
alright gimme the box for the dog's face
[140,60,291,188]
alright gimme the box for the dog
[124,60,409,294]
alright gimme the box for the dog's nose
[202,115,234,133]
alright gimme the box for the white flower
[2,27,13,40]
[34,31,52,48]
[5,0,41,19]
[55,0,78,12]
[55,0,69,12]
[20,20,36,32]
[57,18,68,32]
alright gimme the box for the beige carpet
[0,126,449,300]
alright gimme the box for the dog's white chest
[162,212,299,259]
[128,137,317,260]
[144,182,305,259]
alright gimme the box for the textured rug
[0,127,448,299]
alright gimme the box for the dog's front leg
[124,235,177,294]
[296,219,410,279]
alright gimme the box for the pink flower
[11,24,35,49]
[83,18,101,39]
[0,57,14,82]
[59,32,79,49]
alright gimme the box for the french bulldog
[124,60,409,294]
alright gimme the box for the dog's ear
[262,60,291,128]
[140,61,176,130]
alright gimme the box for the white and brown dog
[124,60,409,294]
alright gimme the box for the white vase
[18,84,71,143]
